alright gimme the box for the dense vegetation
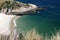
[0,1,30,10]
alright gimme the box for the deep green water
[16,15,60,36]
[16,0,60,36]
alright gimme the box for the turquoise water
[16,15,60,36]
[16,0,60,36]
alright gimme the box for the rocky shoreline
[0,0,41,40]
[0,1,40,15]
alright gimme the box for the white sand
[0,13,20,35]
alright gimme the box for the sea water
[16,0,60,36]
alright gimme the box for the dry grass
[0,28,60,40]
[25,28,43,40]
[25,28,60,40]
[50,31,60,40]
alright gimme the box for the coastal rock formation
[0,1,39,15]
[0,0,40,40]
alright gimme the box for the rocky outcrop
[0,0,41,40]
[0,1,40,15]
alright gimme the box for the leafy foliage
[0,1,23,9]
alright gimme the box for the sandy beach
[0,13,21,35]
